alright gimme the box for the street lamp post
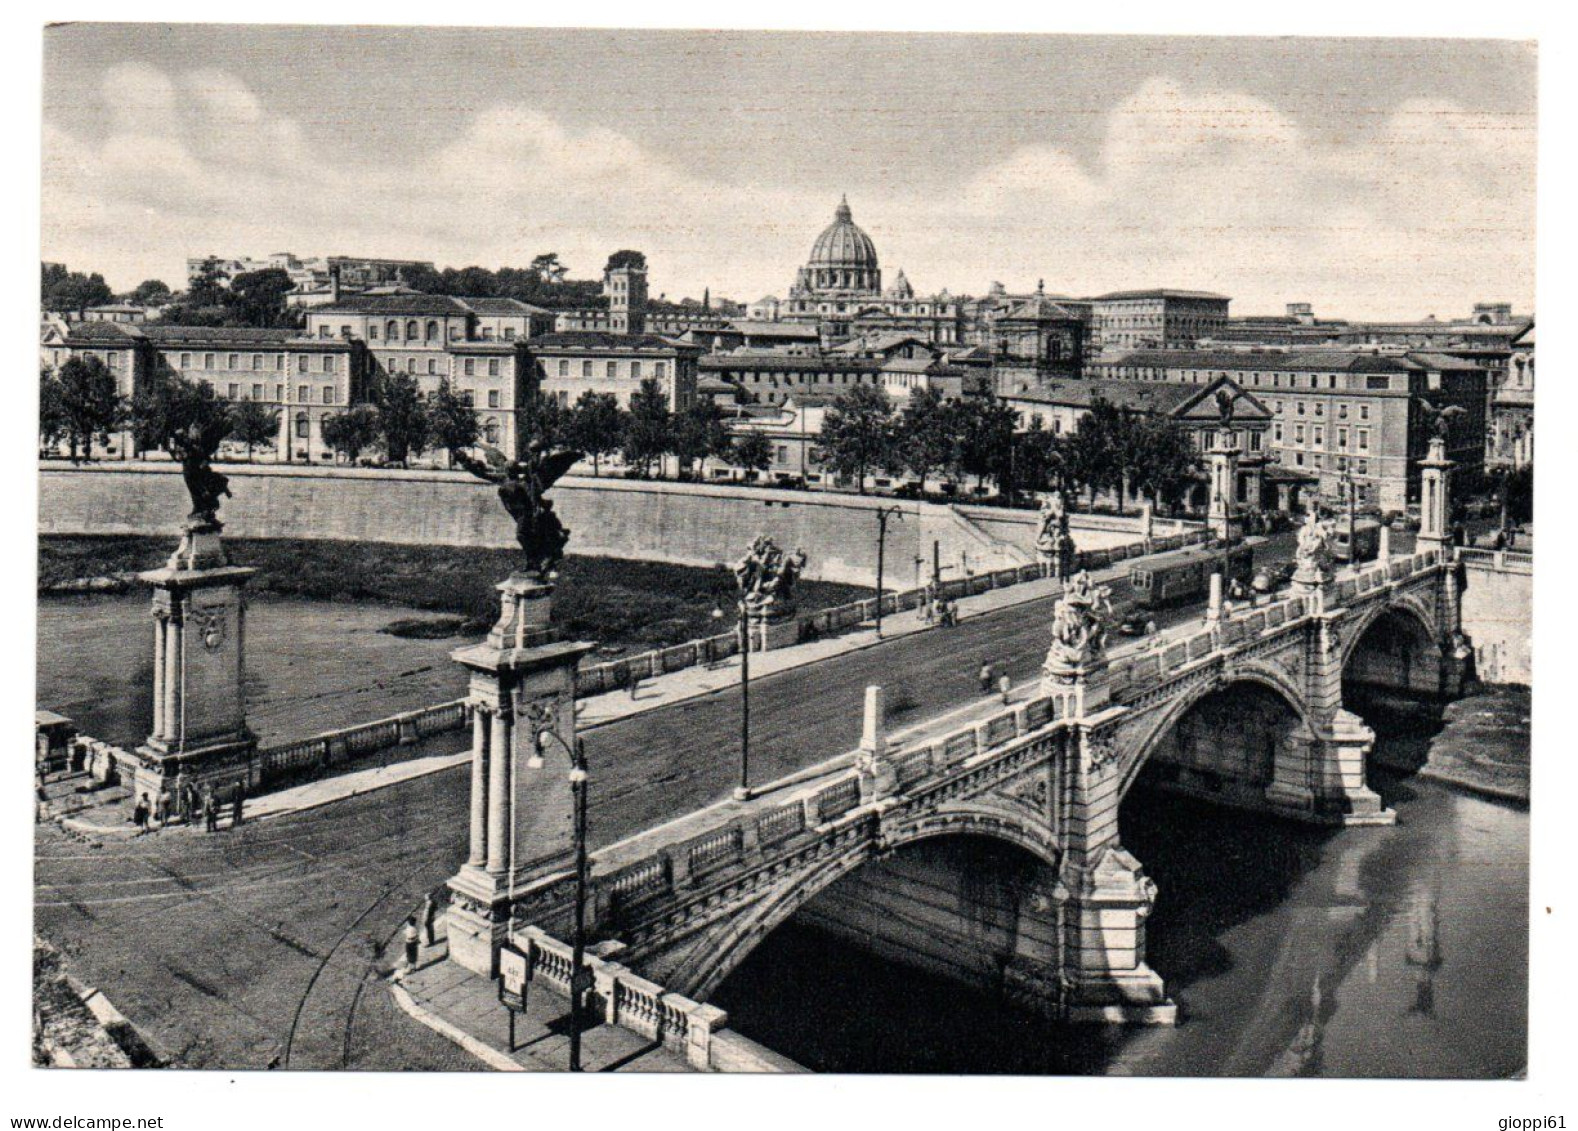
[719,582,752,801]
[529,728,590,1073]
[874,505,903,637]
[1339,466,1357,565]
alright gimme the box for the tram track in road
[281,853,449,1070]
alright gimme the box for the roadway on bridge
[34,529,1302,1070]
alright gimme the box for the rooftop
[142,325,313,346]
[310,294,472,316]
[1092,289,1232,303]
[461,296,555,316]
[1004,375,1271,420]
[530,331,696,353]
[1098,348,1461,374]
[727,321,822,339]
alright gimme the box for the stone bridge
[453,542,1465,1030]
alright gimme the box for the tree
[320,406,381,463]
[371,372,430,465]
[818,384,894,494]
[125,279,172,306]
[530,253,568,283]
[670,400,731,481]
[1062,409,1120,508]
[181,257,230,311]
[129,371,233,467]
[428,380,479,461]
[731,431,774,478]
[954,395,1018,496]
[622,378,672,477]
[56,355,124,462]
[1012,420,1066,499]
[518,392,569,452]
[893,385,956,490]
[1129,416,1199,514]
[41,265,112,315]
[228,399,278,460]
[225,268,298,329]
[566,391,625,477]
[39,366,66,455]
[606,250,647,271]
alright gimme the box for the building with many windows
[40,320,371,462]
[1089,348,1487,512]
[530,332,700,412]
[1088,290,1232,356]
[1489,321,1534,470]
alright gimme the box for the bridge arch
[1120,666,1317,800]
[1340,596,1448,708]
[679,801,1059,1003]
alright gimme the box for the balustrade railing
[514,927,732,1070]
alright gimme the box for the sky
[41,25,1537,319]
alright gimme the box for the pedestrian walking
[152,791,169,828]
[132,794,150,833]
[422,894,439,946]
[231,791,244,829]
[998,673,1012,705]
[402,915,421,974]
[978,661,993,695]
[203,790,218,833]
[629,672,643,701]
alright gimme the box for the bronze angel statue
[1418,398,1467,442]
[455,441,584,579]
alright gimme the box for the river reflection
[712,692,1529,1077]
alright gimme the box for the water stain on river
[715,691,1529,1077]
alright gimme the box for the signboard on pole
[498,944,528,1011]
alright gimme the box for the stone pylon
[447,573,595,977]
[133,528,257,803]
[1049,724,1176,1025]
[1206,441,1240,544]
[1417,436,1455,554]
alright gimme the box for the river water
[36,592,470,748]
[713,691,1529,1077]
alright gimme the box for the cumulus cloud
[41,68,1534,317]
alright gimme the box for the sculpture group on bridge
[733,535,808,620]
[1047,569,1113,669]
[1294,506,1336,584]
[456,441,585,580]
[1034,490,1077,576]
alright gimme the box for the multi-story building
[1002,375,1271,512]
[39,321,149,459]
[529,332,700,412]
[39,321,371,462]
[188,253,434,293]
[142,326,370,462]
[982,286,1090,395]
[1089,290,1232,356]
[304,294,554,457]
[553,255,650,335]
[699,345,977,409]
[1489,321,1534,470]
[1090,348,1487,512]
[706,395,835,486]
